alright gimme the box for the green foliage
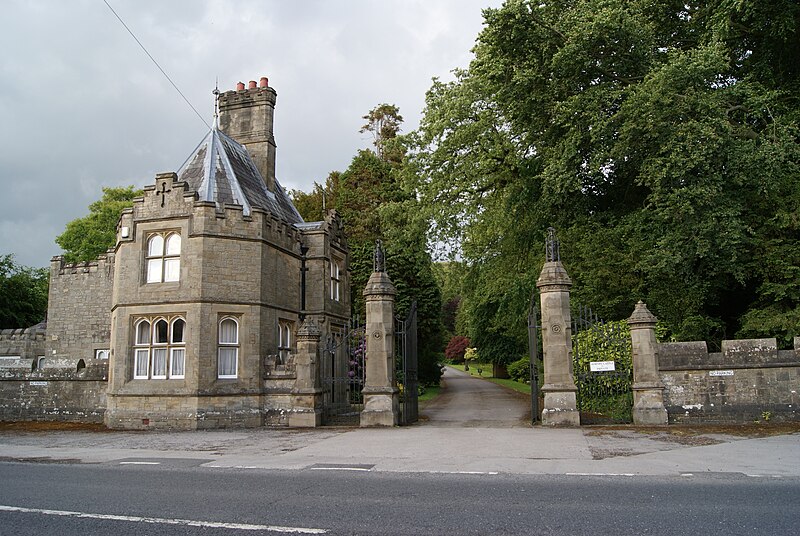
[506,357,530,383]
[432,262,468,337]
[295,105,444,385]
[0,254,48,329]
[290,172,340,223]
[360,103,404,162]
[572,320,633,422]
[572,321,632,376]
[56,186,142,263]
[410,0,800,352]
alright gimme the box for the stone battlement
[0,324,46,342]
[658,337,799,370]
[51,252,115,277]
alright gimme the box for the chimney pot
[248,80,257,89]
[236,81,245,91]
[259,77,268,88]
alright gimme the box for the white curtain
[219,319,238,344]
[171,348,185,378]
[165,234,181,255]
[147,235,164,257]
[152,348,167,378]
[134,349,149,378]
[136,321,150,345]
[218,347,237,377]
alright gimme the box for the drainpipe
[299,243,309,321]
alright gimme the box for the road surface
[421,366,531,427]
[1,460,798,535]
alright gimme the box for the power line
[102,0,211,130]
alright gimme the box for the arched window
[132,316,186,380]
[134,319,151,378]
[151,318,169,379]
[146,232,181,283]
[218,317,239,379]
[170,318,186,378]
[278,320,293,365]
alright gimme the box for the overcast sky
[0,0,502,268]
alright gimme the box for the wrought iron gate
[527,297,542,424]
[322,319,366,425]
[396,302,418,425]
[572,305,633,424]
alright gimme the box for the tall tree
[296,105,444,383]
[56,186,143,263]
[290,172,340,223]
[0,254,48,329]
[360,103,404,162]
[410,0,800,358]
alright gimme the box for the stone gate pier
[360,241,400,426]
[536,229,580,426]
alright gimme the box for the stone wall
[47,254,114,362]
[1,287,109,424]
[0,359,107,422]
[658,337,800,423]
[0,324,46,361]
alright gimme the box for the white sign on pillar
[589,360,615,372]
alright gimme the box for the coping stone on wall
[658,341,708,370]
[721,338,778,366]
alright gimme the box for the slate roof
[177,127,303,224]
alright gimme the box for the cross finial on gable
[158,181,171,208]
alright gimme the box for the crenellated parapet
[657,337,800,423]
[117,173,195,242]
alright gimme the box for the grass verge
[447,364,531,394]
[485,378,531,395]
[447,363,493,378]
[418,385,441,402]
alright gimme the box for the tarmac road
[421,366,531,427]
[1,461,799,535]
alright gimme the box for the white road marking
[565,473,635,477]
[0,504,327,534]
[681,473,694,477]
[206,465,261,469]
[426,471,499,475]
[119,461,160,465]
[309,467,372,472]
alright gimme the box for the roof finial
[212,79,220,130]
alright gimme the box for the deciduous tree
[410,0,800,356]
[56,186,142,263]
[0,254,48,329]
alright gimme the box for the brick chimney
[217,76,277,192]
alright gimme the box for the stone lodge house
[0,77,351,429]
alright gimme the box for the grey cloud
[0,0,501,267]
